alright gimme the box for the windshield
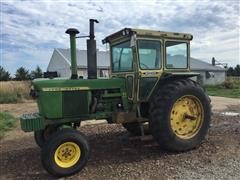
[111,41,133,72]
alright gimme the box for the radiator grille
[63,91,89,117]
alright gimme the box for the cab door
[136,39,163,102]
[110,39,136,101]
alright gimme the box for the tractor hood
[32,77,125,92]
[31,77,126,120]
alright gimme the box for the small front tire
[41,128,90,178]
[34,125,58,148]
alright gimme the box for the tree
[227,67,234,76]
[234,64,240,76]
[227,65,240,76]
[0,66,11,81]
[30,65,43,79]
[15,67,30,81]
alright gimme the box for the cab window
[138,40,161,70]
[111,41,133,72]
[166,41,188,69]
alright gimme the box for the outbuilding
[47,48,226,85]
[190,57,226,85]
[47,48,110,78]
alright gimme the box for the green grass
[0,94,19,103]
[0,112,17,138]
[205,84,240,98]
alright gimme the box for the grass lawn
[205,84,240,98]
[0,112,17,138]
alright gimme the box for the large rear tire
[149,79,211,152]
[41,128,90,178]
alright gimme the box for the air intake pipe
[87,19,99,79]
[65,28,79,79]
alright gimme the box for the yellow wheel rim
[170,95,204,139]
[54,142,81,168]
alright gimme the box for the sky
[1,0,240,75]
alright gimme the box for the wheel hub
[54,142,81,168]
[170,95,204,139]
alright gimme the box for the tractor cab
[103,28,194,102]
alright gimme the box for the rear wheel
[149,79,211,151]
[41,128,90,177]
[122,122,150,136]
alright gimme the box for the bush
[0,81,31,103]
[0,112,16,138]
[222,80,234,89]
[0,95,18,104]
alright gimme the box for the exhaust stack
[65,28,79,79]
[87,19,99,79]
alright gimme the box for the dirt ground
[210,96,240,113]
[0,97,240,179]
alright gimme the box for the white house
[190,57,226,85]
[47,48,226,85]
[47,48,110,78]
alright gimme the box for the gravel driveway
[210,96,240,112]
[0,97,240,179]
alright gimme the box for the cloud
[1,0,239,74]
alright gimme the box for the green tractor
[20,19,211,177]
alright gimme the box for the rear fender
[149,72,199,100]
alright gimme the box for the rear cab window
[165,41,188,69]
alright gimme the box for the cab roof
[102,28,193,44]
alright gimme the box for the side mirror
[130,34,137,47]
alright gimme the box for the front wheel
[149,79,211,152]
[41,128,90,178]
[34,125,58,148]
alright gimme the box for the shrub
[0,112,16,138]
[0,81,31,103]
[222,80,234,89]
